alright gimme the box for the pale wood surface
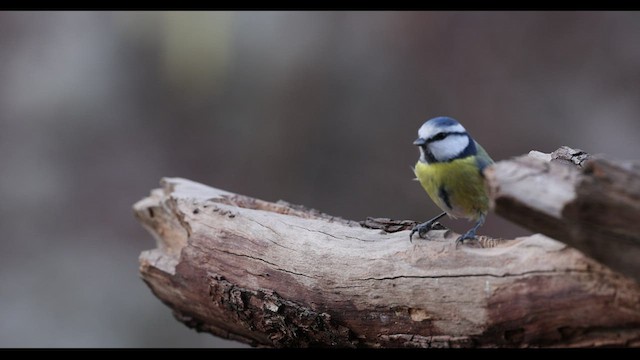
[134,162,640,347]
[485,146,640,283]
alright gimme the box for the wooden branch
[485,146,640,284]
[134,166,640,348]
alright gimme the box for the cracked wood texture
[485,146,640,284]
[134,170,640,348]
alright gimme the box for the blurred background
[1,11,639,348]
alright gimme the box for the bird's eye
[433,133,447,141]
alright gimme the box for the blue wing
[474,141,494,172]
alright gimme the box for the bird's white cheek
[418,146,427,163]
[429,135,469,161]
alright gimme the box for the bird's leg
[455,214,486,248]
[410,212,447,242]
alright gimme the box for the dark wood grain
[485,146,640,283]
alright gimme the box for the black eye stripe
[426,131,467,143]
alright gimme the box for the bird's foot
[410,220,437,242]
[455,229,477,249]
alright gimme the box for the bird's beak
[413,138,426,146]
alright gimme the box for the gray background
[1,11,638,347]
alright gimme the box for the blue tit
[409,116,494,246]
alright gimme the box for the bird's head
[413,116,476,163]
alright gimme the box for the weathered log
[485,146,640,283]
[134,163,640,347]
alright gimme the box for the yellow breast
[414,157,489,220]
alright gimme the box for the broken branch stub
[485,146,640,283]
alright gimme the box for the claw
[454,214,486,249]
[410,222,433,242]
[455,230,477,249]
[410,212,447,242]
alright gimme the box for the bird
[409,116,494,246]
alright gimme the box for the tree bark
[133,148,640,347]
[485,146,640,284]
